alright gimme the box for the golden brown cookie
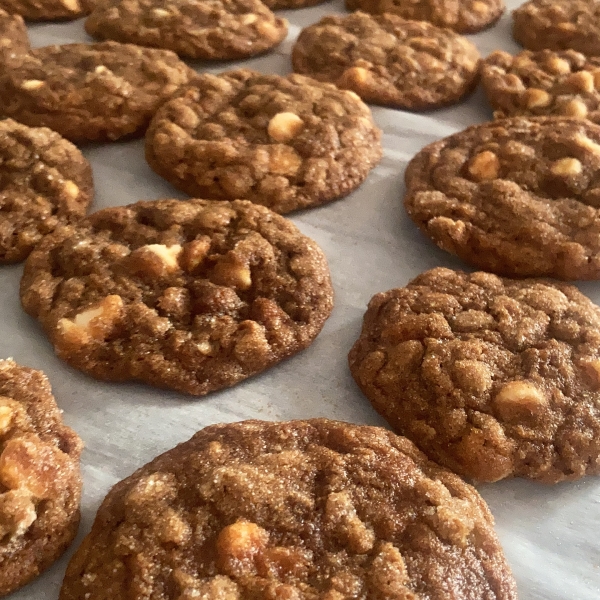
[20,199,334,396]
[292,12,481,110]
[349,267,600,483]
[0,359,83,596]
[0,8,30,57]
[145,69,382,214]
[0,0,93,21]
[59,419,518,600]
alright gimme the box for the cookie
[349,267,600,483]
[85,0,287,61]
[513,0,600,56]
[482,49,600,122]
[59,419,517,600]
[345,0,504,34]
[0,0,93,21]
[292,12,481,110]
[0,8,30,57]
[0,41,197,143]
[0,119,93,264]
[20,199,334,396]
[145,69,382,214]
[404,116,600,280]
[0,358,83,596]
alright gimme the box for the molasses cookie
[292,12,481,110]
[20,199,334,396]
[0,8,30,57]
[482,49,600,122]
[349,267,600,483]
[145,69,382,214]
[513,0,600,56]
[0,41,197,143]
[345,0,504,34]
[0,119,93,263]
[0,0,93,21]
[0,358,83,596]
[59,419,518,600]
[85,0,287,61]
[404,116,600,280]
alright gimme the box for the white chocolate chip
[57,295,124,344]
[0,405,13,435]
[60,0,81,11]
[563,98,588,118]
[62,180,80,199]
[468,151,500,181]
[20,80,44,91]
[574,133,600,155]
[551,157,582,176]
[493,380,547,420]
[240,13,258,25]
[267,112,305,143]
[546,56,571,75]
[564,71,594,93]
[144,244,182,271]
[152,8,170,17]
[523,88,551,109]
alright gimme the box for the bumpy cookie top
[0,359,82,596]
[0,0,94,21]
[513,0,600,56]
[349,268,600,483]
[85,0,287,60]
[292,12,480,110]
[482,49,600,122]
[59,419,517,600]
[0,119,93,263]
[404,116,600,279]
[0,41,197,143]
[145,69,382,214]
[0,8,30,57]
[20,199,334,396]
[345,0,504,34]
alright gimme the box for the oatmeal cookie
[85,0,287,61]
[0,358,83,596]
[0,8,29,57]
[20,199,334,396]
[59,419,517,600]
[349,267,600,483]
[0,0,93,21]
[513,0,600,56]
[345,0,504,34]
[482,49,600,122]
[292,12,481,110]
[0,119,93,264]
[0,41,197,143]
[404,116,600,280]
[145,69,382,214]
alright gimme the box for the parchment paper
[3,1,600,597]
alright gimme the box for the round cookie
[349,267,600,483]
[0,41,197,143]
[0,8,30,57]
[404,116,600,280]
[513,0,600,56]
[20,199,334,396]
[0,0,93,21]
[0,119,93,264]
[0,358,83,596]
[85,0,288,61]
[145,69,382,214]
[344,0,504,34]
[59,419,518,600]
[482,49,600,122]
[292,12,481,110]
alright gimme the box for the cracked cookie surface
[292,12,480,110]
[85,0,287,60]
[145,69,382,214]
[349,267,600,483]
[0,0,93,21]
[20,199,333,396]
[0,119,93,263]
[59,419,517,600]
[0,41,197,143]
[345,0,504,34]
[404,116,600,279]
[0,359,82,596]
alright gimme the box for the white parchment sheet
[2,0,600,597]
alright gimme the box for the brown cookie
[292,12,481,110]
[59,419,517,600]
[0,119,93,264]
[349,267,600,483]
[404,116,600,280]
[0,0,93,21]
[84,0,287,61]
[0,41,197,143]
[0,8,30,57]
[345,0,504,34]
[0,358,83,596]
[20,199,334,396]
[145,69,382,214]
[513,0,600,56]
[482,49,600,122]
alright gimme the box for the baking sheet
[3,1,600,597]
